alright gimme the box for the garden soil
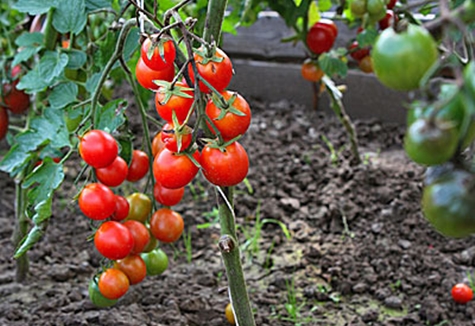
[1,95,475,326]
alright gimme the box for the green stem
[202,0,228,44]
[13,177,29,282]
[43,8,58,51]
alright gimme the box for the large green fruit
[371,24,438,91]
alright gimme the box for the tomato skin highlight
[141,38,176,71]
[201,141,249,187]
[79,129,118,168]
[94,221,135,260]
[78,183,116,220]
[95,156,128,187]
[153,148,201,189]
[98,268,130,300]
[0,107,8,140]
[154,182,185,206]
[150,208,184,243]
[452,283,473,304]
[126,150,150,182]
[135,57,175,90]
[188,47,233,93]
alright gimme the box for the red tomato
[150,208,184,243]
[205,90,251,141]
[98,268,129,300]
[111,195,130,221]
[161,122,193,153]
[95,156,128,187]
[1,65,30,114]
[348,41,371,61]
[94,221,134,260]
[79,129,118,168]
[452,283,473,304]
[135,57,175,90]
[387,0,397,9]
[140,37,176,71]
[114,254,147,285]
[315,19,338,38]
[379,10,397,30]
[153,182,185,207]
[155,82,194,123]
[301,59,324,82]
[153,148,201,189]
[122,220,150,254]
[188,47,233,93]
[152,131,166,157]
[201,141,249,187]
[78,183,116,220]
[0,107,9,140]
[306,21,337,54]
[126,150,149,182]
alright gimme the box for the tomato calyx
[202,136,241,153]
[194,44,224,65]
[210,92,247,121]
[154,80,194,106]
[145,35,174,64]
[161,113,193,152]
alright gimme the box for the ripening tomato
[111,195,129,221]
[379,10,397,30]
[150,208,184,243]
[205,91,252,141]
[114,254,147,285]
[78,183,116,220]
[0,107,8,140]
[225,303,236,325]
[188,46,234,93]
[88,277,118,307]
[95,156,128,187]
[201,141,249,187]
[126,192,153,223]
[161,122,193,153]
[358,56,374,73]
[155,82,194,123]
[135,57,175,90]
[126,150,149,182]
[2,83,30,114]
[306,20,337,55]
[141,248,168,276]
[141,37,176,71]
[452,283,473,304]
[152,131,166,157]
[301,59,324,82]
[348,41,370,61]
[122,220,150,254]
[98,268,130,300]
[79,129,118,168]
[153,182,185,207]
[153,148,201,189]
[94,221,134,260]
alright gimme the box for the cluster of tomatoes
[0,65,31,140]
[77,129,174,306]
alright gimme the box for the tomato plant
[153,148,201,189]
[452,283,473,304]
[161,122,193,153]
[306,20,337,55]
[150,208,184,243]
[301,59,324,82]
[98,268,130,300]
[111,195,130,222]
[94,221,134,260]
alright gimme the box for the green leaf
[66,49,87,69]
[95,99,127,133]
[86,72,101,93]
[30,108,71,148]
[38,51,69,83]
[49,82,78,109]
[356,28,378,47]
[12,47,40,67]
[118,136,133,164]
[52,0,87,35]
[122,27,140,61]
[318,0,333,12]
[307,1,320,27]
[318,53,348,78]
[14,225,44,258]
[16,67,51,93]
[85,0,112,11]
[13,0,58,14]
[0,143,34,176]
[23,157,64,204]
[30,197,53,225]
[15,32,44,47]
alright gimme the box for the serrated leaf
[38,51,69,83]
[318,53,348,78]
[30,108,71,148]
[13,0,58,15]
[66,49,87,69]
[30,197,53,225]
[85,0,112,11]
[356,28,378,47]
[15,32,44,47]
[49,82,78,109]
[95,99,127,133]
[16,67,51,93]
[14,225,44,258]
[12,47,40,67]
[0,143,34,176]
[24,157,64,204]
[52,0,87,35]
[86,72,101,93]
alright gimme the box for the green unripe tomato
[141,248,168,276]
[367,0,386,21]
[350,0,367,17]
[371,24,438,91]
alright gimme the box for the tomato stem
[12,175,29,282]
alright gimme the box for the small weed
[321,135,344,167]
[196,207,220,229]
[389,279,402,292]
[182,229,192,263]
[188,179,208,201]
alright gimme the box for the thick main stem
[13,179,29,282]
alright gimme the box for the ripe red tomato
[201,141,249,187]
[301,59,324,82]
[155,82,194,123]
[122,220,150,254]
[140,37,176,71]
[161,122,193,152]
[126,150,149,182]
[452,283,473,304]
[95,156,128,187]
[315,19,338,38]
[378,10,397,30]
[150,208,184,243]
[306,20,337,55]
[188,46,233,93]
[94,221,134,260]
[79,129,118,168]
[205,90,251,141]
[111,195,129,221]
[153,182,185,206]
[78,183,116,220]
[348,41,370,61]
[387,0,397,9]
[153,148,201,189]
[98,268,130,300]
[126,192,152,223]
[2,66,30,114]
[135,57,175,90]
[114,254,147,285]
[152,131,166,157]
[0,107,8,140]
